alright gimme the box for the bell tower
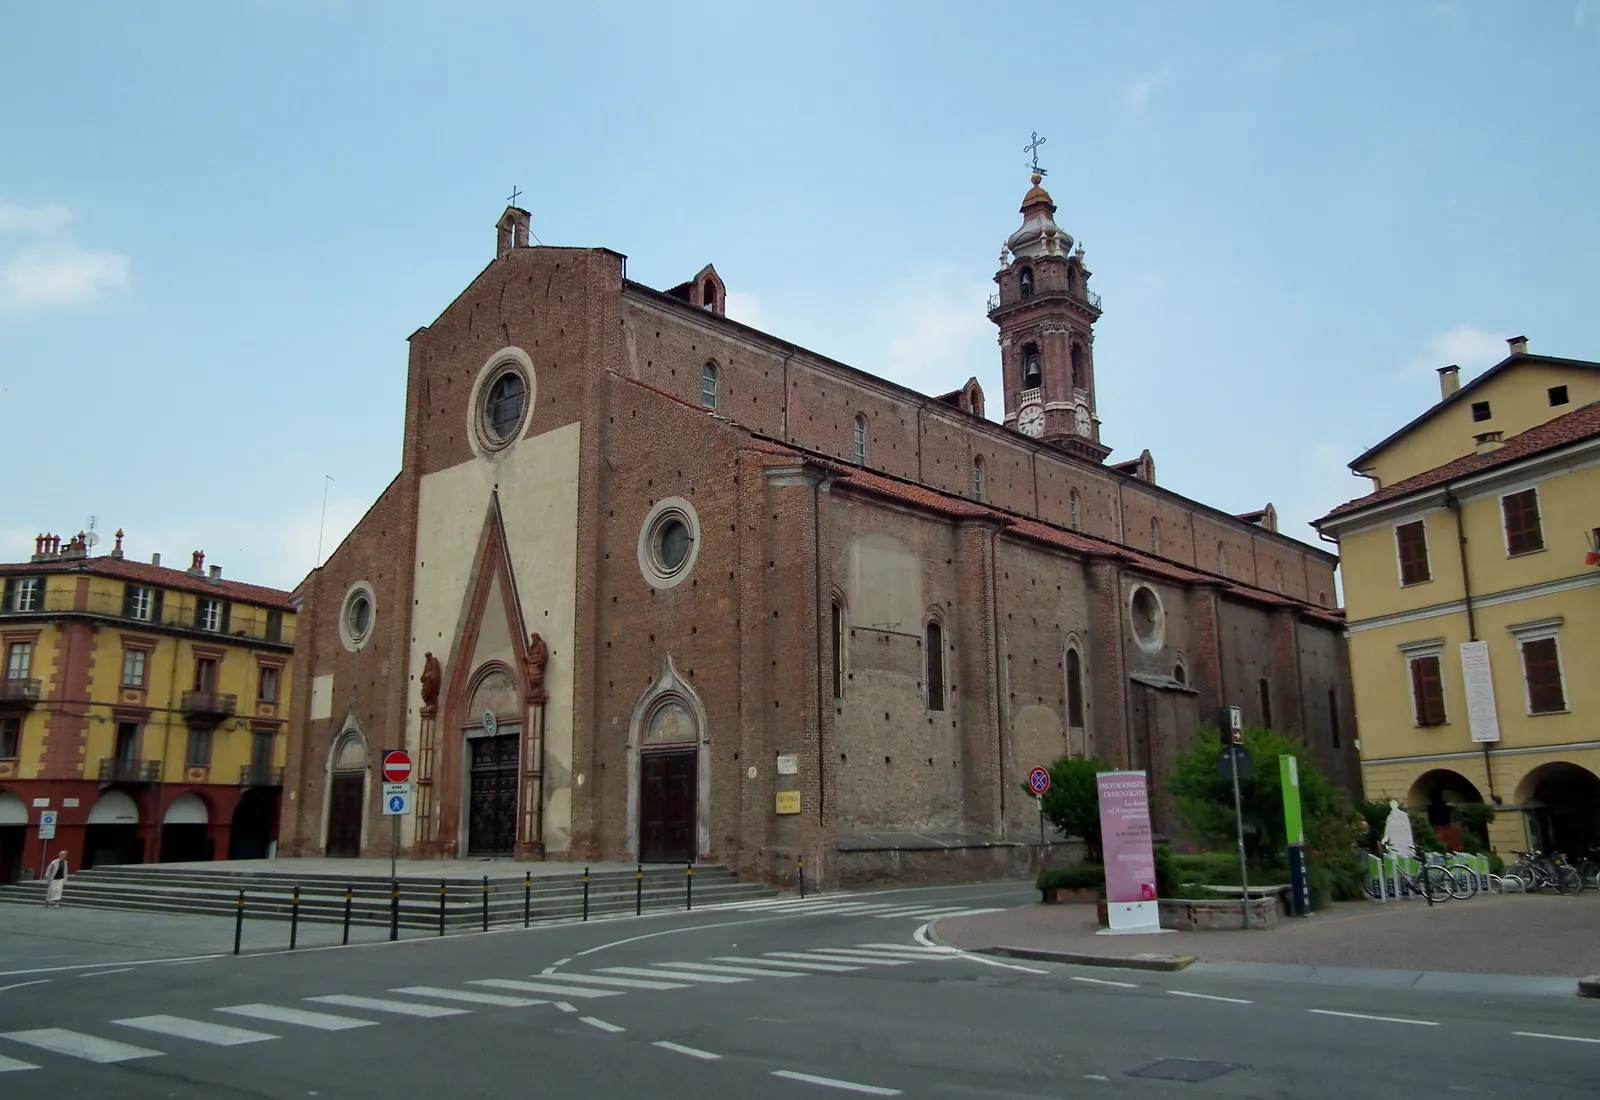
[989,166,1109,464]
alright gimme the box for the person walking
[43,850,69,909]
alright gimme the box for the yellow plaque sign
[775,790,802,815]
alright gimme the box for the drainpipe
[1445,490,1497,803]
[989,525,1007,827]
[812,472,827,818]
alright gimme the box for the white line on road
[1514,1031,1600,1045]
[0,980,49,993]
[392,986,547,1007]
[654,961,808,978]
[471,979,621,999]
[308,994,469,1018]
[1167,990,1253,1004]
[1072,976,1138,988]
[580,1016,625,1033]
[79,968,136,978]
[771,1069,903,1095]
[114,1015,278,1046]
[797,950,913,965]
[216,1004,376,1031]
[535,972,689,990]
[1309,1009,1438,1026]
[912,923,1046,975]
[1,1028,164,1064]
[598,966,746,984]
[749,955,863,972]
[855,943,960,956]
[0,954,223,978]
[554,1002,578,1013]
[652,1040,722,1060]
[0,1052,38,1072]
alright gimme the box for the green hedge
[1036,864,1105,895]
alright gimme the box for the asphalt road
[1,880,1596,1098]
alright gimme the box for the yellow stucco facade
[1321,366,1600,859]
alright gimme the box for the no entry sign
[1028,767,1051,796]
[381,749,413,784]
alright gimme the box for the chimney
[1474,431,1505,455]
[496,207,531,259]
[1437,365,1461,398]
[208,564,222,581]
[151,552,161,567]
[189,550,204,575]
[111,529,124,560]
[1507,335,1528,356]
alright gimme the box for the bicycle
[1504,850,1582,895]
[1364,853,1453,903]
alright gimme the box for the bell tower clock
[989,156,1110,464]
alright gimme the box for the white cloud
[1123,66,1170,114]
[724,290,761,327]
[0,197,71,234]
[1407,323,1506,376]
[0,246,130,314]
[874,265,994,393]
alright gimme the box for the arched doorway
[231,788,277,860]
[1407,769,1484,829]
[159,793,213,863]
[629,657,707,863]
[85,790,142,868]
[325,728,368,858]
[1517,763,1600,854]
[462,666,521,858]
[0,791,26,884]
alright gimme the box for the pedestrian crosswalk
[698,896,1003,922]
[0,942,959,1075]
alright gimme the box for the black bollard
[233,889,245,955]
[686,860,693,911]
[799,856,806,899]
[438,879,446,937]
[342,883,352,946]
[290,885,301,950]
[482,875,489,932]
[524,871,531,928]
[635,863,643,916]
[582,867,590,922]
[389,878,399,942]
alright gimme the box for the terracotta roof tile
[0,555,295,610]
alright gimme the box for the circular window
[339,582,377,653]
[638,498,702,590]
[483,368,527,443]
[1129,585,1165,653]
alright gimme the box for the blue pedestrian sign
[381,781,412,816]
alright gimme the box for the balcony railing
[0,678,41,708]
[100,758,161,783]
[181,691,238,719]
[986,287,1103,315]
[240,764,285,788]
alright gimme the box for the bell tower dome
[989,171,1109,464]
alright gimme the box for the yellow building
[0,530,295,881]
[1317,339,1600,857]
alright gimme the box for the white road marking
[765,951,906,968]
[308,994,469,1018]
[216,1004,376,1030]
[1514,1031,1600,1044]
[535,973,689,990]
[925,907,1004,919]
[652,1040,722,1060]
[392,986,546,1007]
[79,968,136,979]
[801,949,914,965]
[912,922,1046,974]
[871,906,972,919]
[855,943,959,956]
[0,954,223,978]
[1,1028,164,1064]
[0,980,49,993]
[472,979,621,999]
[1308,1009,1438,1026]
[598,966,746,984]
[654,961,807,978]
[739,955,864,972]
[0,1053,39,1072]
[580,1016,625,1033]
[554,1002,578,1013]
[114,1015,277,1046]
[772,1068,903,1095]
[1167,990,1253,1004]
[1072,976,1137,988]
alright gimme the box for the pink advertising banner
[1097,771,1160,932]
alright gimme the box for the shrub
[1027,754,1114,861]
[1452,802,1495,849]
[1172,852,1242,884]
[1036,864,1105,897]
[1154,844,1177,897]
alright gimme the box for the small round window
[655,518,691,573]
[638,498,702,590]
[484,369,527,443]
[339,582,377,653]
[347,594,371,639]
[1129,584,1165,653]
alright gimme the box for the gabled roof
[1349,352,1600,471]
[1319,399,1600,524]
[0,555,296,610]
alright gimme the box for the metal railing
[181,691,238,717]
[240,764,285,788]
[99,758,161,782]
[987,287,1103,314]
[0,678,41,705]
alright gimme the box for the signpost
[1028,767,1051,847]
[380,750,412,882]
[1280,755,1311,917]
[1215,706,1253,931]
[36,810,57,880]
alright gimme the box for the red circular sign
[382,750,412,784]
[1028,767,1051,795]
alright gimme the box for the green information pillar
[1280,754,1311,916]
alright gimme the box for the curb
[1580,975,1600,999]
[981,945,1195,971]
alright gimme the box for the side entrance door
[639,749,696,863]
[467,734,519,857]
[325,772,364,857]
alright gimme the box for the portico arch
[628,655,709,862]
[459,663,523,858]
[324,724,369,857]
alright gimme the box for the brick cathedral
[281,172,1357,887]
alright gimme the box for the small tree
[1029,755,1113,863]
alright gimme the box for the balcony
[181,691,238,720]
[987,287,1103,316]
[240,764,285,788]
[0,678,41,710]
[100,758,161,783]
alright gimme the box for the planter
[1094,895,1279,931]
[1043,886,1101,905]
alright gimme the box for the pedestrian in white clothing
[43,850,69,908]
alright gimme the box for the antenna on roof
[84,515,99,551]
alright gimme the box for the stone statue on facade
[526,632,549,702]
[420,651,442,715]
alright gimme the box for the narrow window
[1502,489,1544,554]
[1273,562,1284,593]
[971,455,985,500]
[1396,521,1430,584]
[852,415,868,465]
[185,726,212,769]
[1521,637,1566,714]
[259,666,281,704]
[194,657,218,694]
[1217,542,1228,575]
[1021,343,1041,390]
[124,584,156,622]
[1328,688,1340,748]
[1258,677,1273,730]
[1150,518,1160,555]
[266,609,284,643]
[925,621,945,710]
[121,649,146,688]
[1172,662,1186,685]
[1471,400,1492,422]
[701,362,719,410]
[831,600,844,700]
[1548,385,1569,407]
[12,578,40,612]
[1066,648,1084,727]
[1409,655,1446,726]
[703,278,716,308]
[5,642,32,682]
[199,598,223,632]
[1070,343,1085,389]
[114,721,138,766]
[1018,267,1033,299]
[0,716,18,760]
[1069,490,1081,531]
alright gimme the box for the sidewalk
[933,892,1600,979]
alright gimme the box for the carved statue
[420,652,442,711]
[526,632,549,697]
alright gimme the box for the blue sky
[3,2,1596,593]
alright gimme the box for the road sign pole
[1230,765,1251,931]
[391,814,398,881]
[1037,795,1045,847]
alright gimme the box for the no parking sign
[1028,767,1051,796]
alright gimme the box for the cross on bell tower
[987,151,1109,464]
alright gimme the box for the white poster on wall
[1460,641,1501,744]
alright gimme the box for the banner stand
[1094,770,1172,936]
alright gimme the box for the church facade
[280,176,1357,886]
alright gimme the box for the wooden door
[325,773,364,857]
[639,750,696,863]
[467,735,518,856]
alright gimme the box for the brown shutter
[1411,655,1445,726]
[1521,639,1566,713]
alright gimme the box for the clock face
[1017,404,1045,437]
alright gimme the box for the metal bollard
[389,879,399,942]
[482,875,489,932]
[524,871,531,928]
[686,860,693,911]
[438,879,447,937]
[799,856,806,899]
[582,867,590,922]
[290,885,301,950]
[233,889,245,955]
[635,863,643,916]
[342,883,353,946]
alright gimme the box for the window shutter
[2,579,14,613]
[1522,639,1565,714]
[195,598,208,629]
[122,584,136,618]
[151,589,164,624]
[221,603,232,634]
